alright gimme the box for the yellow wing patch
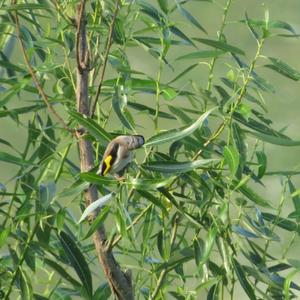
[103,155,113,175]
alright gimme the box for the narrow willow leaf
[38,181,56,211]
[78,193,113,223]
[0,59,26,73]
[0,3,50,11]
[0,228,10,248]
[256,151,267,179]
[232,258,256,300]
[232,225,258,238]
[224,145,239,176]
[157,230,165,260]
[158,0,168,13]
[136,190,168,215]
[56,181,89,199]
[143,159,219,174]
[58,231,93,299]
[44,258,82,288]
[284,270,299,299]
[145,107,216,147]
[262,213,298,232]
[0,151,31,166]
[127,177,175,190]
[169,25,197,48]
[194,38,245,55]
[0,104,45,118]
[82,206,110,240]
[112,91,134,130]
[199,227,217,267]
[162,87,177,101]
[19,268,33,300]
[175,0,207,33]
[288,180,300,221]
[238,184,270,207]
[168,64,198,84]
[193,238,202,267]
[68,110,112,143]
[168,105,192,124]
[127,101,175,120]
[80,172,117,186]
[264,57,300,81]
[176,50,224,61]
[157,247,194,271]
[142,205,154,251]
[139,1,164,24]
[246,130,300,146]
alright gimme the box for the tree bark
[75,2,134,299]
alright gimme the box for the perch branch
[75,1,134,299]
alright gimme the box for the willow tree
[1,0,300,299]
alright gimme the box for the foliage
[0,0,300,299]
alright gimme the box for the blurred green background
[1,0,300,298]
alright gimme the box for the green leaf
[44,258,82,288]
[262,213,298,232]
[198,227,217,267]
[80,172,117,186]
[246,130,300,146]
[0,228,10,248]
[232,258,256,300]
[168,64,198,84]
[58,231,93,299]
[256,151,267,179]
[223,145,239,176]
[0,59,26,73]
[0,104,45,118]
[194,38,245,55]
[0,151,31,166]
[127,177,175,190]
[170,25,197,48]
[19,268,33,300]
[161,87,178,101]
[158,246,194,271]
[264,57,300,81]
[0,3,50,11]
[68,111,112,143]
[176,50,224,61]
[288,180,300,221]
[112,91,134,130]
[39,181,56,211]
[127,101,175,120]
[284,270,299,300]
[82,206,110,240]
[175,0,207,34]
[145,107,216,146]
[238,184,270,207]
[78,193,113,223]
[136,190,168,215]
[143,159,219,174]
[158,0,168,13]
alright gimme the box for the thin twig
[12,3,71,133]
[150,214,179,300]
[90,0,121,118]
[76,0,86,73]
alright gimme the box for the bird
[98,135,145,179]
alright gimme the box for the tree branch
[90,0,121,118]
[75,1,134,299]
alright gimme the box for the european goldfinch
[98,135,144,179]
